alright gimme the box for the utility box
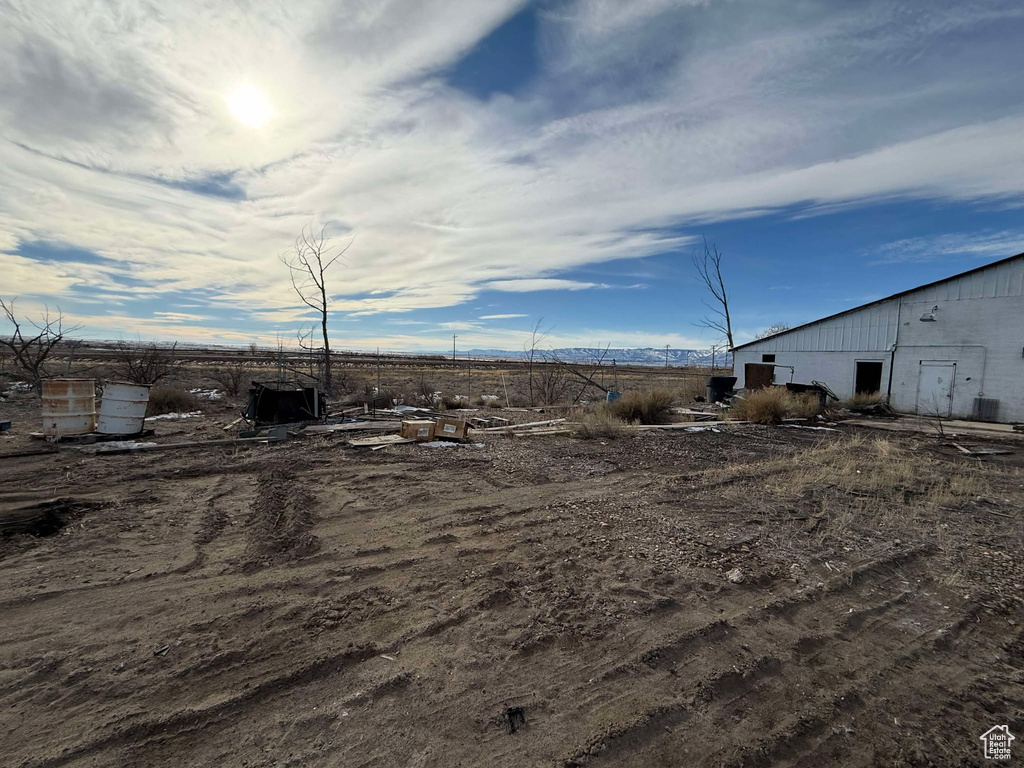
[434,417,467,441]
[400,420,436,441]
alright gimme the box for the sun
[226,83,273,128]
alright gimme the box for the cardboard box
[434,417,467,441]
[400,420,436,441]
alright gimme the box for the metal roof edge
[730,250,1024,352]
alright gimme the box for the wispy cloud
[153,311,209,322]
[870,230,1024,264]
[479,313,528,319]
[483,279,607,292]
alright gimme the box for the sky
[2,0,1024,354]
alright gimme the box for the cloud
[479,313,528,319]
[152,311,209,322]
[870,230,1024,264]
[483,279,607,292]
[1,0,1024,342]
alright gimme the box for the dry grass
[147,387,199,416]
[576,409,624,439]
[728,387,822,423]
[607,388,676,424]
[700,433,993,555]
[439,393,465,410]
[845,391,883,408]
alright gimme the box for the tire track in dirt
[18,644,382,768]
[559,547,961,766]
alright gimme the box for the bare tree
[207,360,251,396]
[0,298,81,391]
[532,357,574,405]
[692,237,734,350]
[755,323,790,340]
[522,318,551,407]
[280,224,353,395]
[113,340,178,385]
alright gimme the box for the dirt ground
[1,394,1023,767]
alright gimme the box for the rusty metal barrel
[97,382,151,435]
[41,379,97,436]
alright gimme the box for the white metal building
[731,253,1024,423]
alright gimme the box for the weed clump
[146,387,199,416]
[730,387,822,424]
[576,410,624,439]
[607,388,676,425]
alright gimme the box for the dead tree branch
[0,298,80,391]
[692,237,734,350]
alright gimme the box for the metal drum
[97,382,151,435]
[41,379,97,436]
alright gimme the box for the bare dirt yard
[1,402,1022,766]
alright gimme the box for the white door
[916,363,955,417]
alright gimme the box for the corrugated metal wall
[736,256,1024,354]
[741,300,899,353]
[914,256,1024,302]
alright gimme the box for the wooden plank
[83,436,285,455]
[478,418,567,433]
[512,428,572,437]
[303,422,401,434]
[348,434,416,448]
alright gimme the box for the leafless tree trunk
[692,237,734,350]
[0,298,80,391]
[522,318,552,407]
[280,224,353,395]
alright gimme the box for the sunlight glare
[226,83,273,128]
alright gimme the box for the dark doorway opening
[855,361,883,394]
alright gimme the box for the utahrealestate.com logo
[980,725,1015,760]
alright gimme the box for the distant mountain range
[464,347,732,367]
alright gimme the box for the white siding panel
[735,256,1024,357]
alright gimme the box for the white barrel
[41,379,97,436]
[97,382,152,435]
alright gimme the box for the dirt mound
[242,466,320,567]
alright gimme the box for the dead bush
[845,391,883,409]
[440,393,465,410]
[576,409,624,439]
[730,387,794,424]
[416,375,439,405]
[147,386,199,416]
[113,341,178,385]
[789,392,823,418]
[207,361,251,396]
[607,388,676,424]
[330,366,364,396]
[731,388,824,423]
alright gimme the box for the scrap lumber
[512,428,572,437]
[348,434,416,448]
[950,442,1013,456]
[624,422,734,431]
[478,418,567,433]
[303,421,401,434]
[81,436,285,455]
[0,448,61,460]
